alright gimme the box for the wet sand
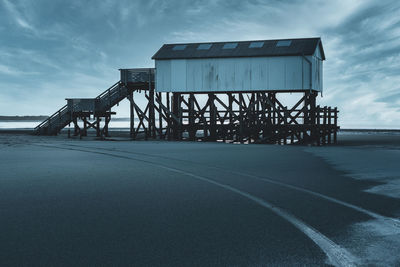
[0,132,399,266]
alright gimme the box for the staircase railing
[35,81,125,134]
[96,81,121,101]
[34,104,68,130]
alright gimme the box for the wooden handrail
[35,104,68,129]
[96,81,120,100]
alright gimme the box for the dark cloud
[324,0,400,77]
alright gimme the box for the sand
[0,132,399,266]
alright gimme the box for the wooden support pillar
[208,93,217,141]
[316,105,321,146]
[167,92,171,140]
[228,93,233,140]
[323,106,327,145]
[73,116,79,136]
[249,93,255,143]
[203,98,208,140]
[270,92,276,127]
[188,93,196,141]
[172,93,181,140]
[303,92,309,125]
[128,92,135,139]
[239,93,244,143]
[83,117,87,137]
[178,95,183,140]
[266,93,273,140]
[158,92,163,139]
[310,92,317,138]
[144,93,149,141]
[277,106,281,145]
[328,107,332,144]
[103,115,109,137]
[96,117,101,137]
[256,93,261,141]
[149,85,156,139]
[283,106,288,145]
[304,91,316,144]
[259,93,267,139]
[334,107,338,144]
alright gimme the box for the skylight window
[172,44,187,51]
[197,44,212,50]
[222,42,238,49]
[276,40,292,47]
[249,41,264,48]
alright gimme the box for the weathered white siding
[155,55,323,92]
[311,47,323,91]
[156,60,171,90]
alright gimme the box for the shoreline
[1,130,399,148]
[1,128,400,135]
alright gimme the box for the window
[197,44,212,50]
[222,42,238,49]
[276,40,292,47]
[172,44,187,51]
[249,41,264,48]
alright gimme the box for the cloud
[0,48,62,70]
[1,0,35,31]
[318,0,400,127]
[167,0,366,42]
[0,63,39,76]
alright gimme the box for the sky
[0,0,399,128]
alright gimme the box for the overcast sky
[0,0,399,128]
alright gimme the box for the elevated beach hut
[152,38,325,93]
[36,37,337,145]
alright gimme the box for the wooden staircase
[34,81,128,135]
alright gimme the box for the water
[0,121,40,129]
[0,121,132,130]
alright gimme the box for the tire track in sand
[63,143,400,228]
[34,143,359,267]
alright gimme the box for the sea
[0,120,132,130]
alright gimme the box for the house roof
[152,37,325,60]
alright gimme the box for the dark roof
[152,38,325,60]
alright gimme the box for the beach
[0,132,399,266]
